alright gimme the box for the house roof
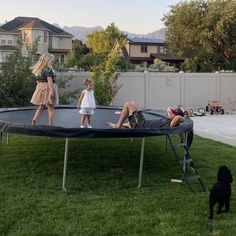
[151,53,185,61]
[48,48,70,53]
[0,17,73,37]
[20,18,48,30]
[128,37,166,45]
[127,56,154,61]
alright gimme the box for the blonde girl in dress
[30,52,59,126]
[77,78,96,128]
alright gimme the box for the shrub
[0,40,37,107]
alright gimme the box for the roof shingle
[0,17,73,37]
[128,37,166,45]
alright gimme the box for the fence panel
[146,72,181,110]
[63,71,236,111]
[115,72,145,107]
[183,73,217,110]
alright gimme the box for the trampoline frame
[0,106,205,192]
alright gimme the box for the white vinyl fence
[63,71,236,111]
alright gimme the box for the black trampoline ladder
[166,132,206,192]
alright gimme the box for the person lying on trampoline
[107,101,184,129]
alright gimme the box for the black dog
[209,165,233,220]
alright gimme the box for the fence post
[215,71,220,101]
[144,70,149,108]
[179,71,185,108]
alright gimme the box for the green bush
[92,49,121,105]
[0,40,37,107]
[56,72,80,105]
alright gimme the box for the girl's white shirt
[80,89,96,109]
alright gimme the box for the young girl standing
[30,52,59,126]
[77,78,96,128]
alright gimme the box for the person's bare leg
[87,115,92,128]
[32,105,45,125]
[80,114,86,128]
[47,104,54,126]
[108,101,140,128]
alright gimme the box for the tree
[163,0,236,71]
[181,50,222,72]
[116,57,135,72]
[73,39,90,57]
[0,38,78,107]
[56,72,80,105]
[204,0,236,66]
[86,31,109,54]
[75,23,128,105]
[86,23,126,55]
[0,39,37,107]
[65,23,131,72]
[64,39,90,68]
[105,23,126,51]
[64,50,77,68]
[91,48,121,105]
[68,23,130,105]
[77,52,105,71]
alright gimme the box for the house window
[44,31,47,43]
[160,46,167,54]
[60,54,65,64]
[1,52,12,61]
[141,45,147,53]
[7,40,13,45]
[160,46,164,53]
[1,39,6,45]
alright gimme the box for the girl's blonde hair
[83,78,93,86]
[32,52,54,76]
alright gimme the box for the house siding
[0,17,73,65]
[0,34,17,62]
[122,38,184,68]
[51,36,72,50]
[129,44,160,57]
[0,34,17,46]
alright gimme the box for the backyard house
[0,16,73,65]
[122,37,185,68]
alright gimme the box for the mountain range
[0,21,166,41]
[54,24,166,41]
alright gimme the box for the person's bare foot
[107,122,118,128]
[122,122,131,128]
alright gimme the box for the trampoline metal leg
[62,138,69,192]
[166,135,179,164]
[0,132,2,159]
[165,135,168,151]
[6,132,9,145]
[138,138,145,188]
[183,133,188,173]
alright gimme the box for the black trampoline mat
[0,106,193,138]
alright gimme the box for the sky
[1,0,182,34]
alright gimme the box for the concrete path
[191,113,236,147]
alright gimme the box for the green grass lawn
[0,133,236,236]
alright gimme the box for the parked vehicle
[206,100,224,115]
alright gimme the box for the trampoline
[0,106,205,192]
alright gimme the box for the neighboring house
[0,16,73,65]
[121,37,184,68]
